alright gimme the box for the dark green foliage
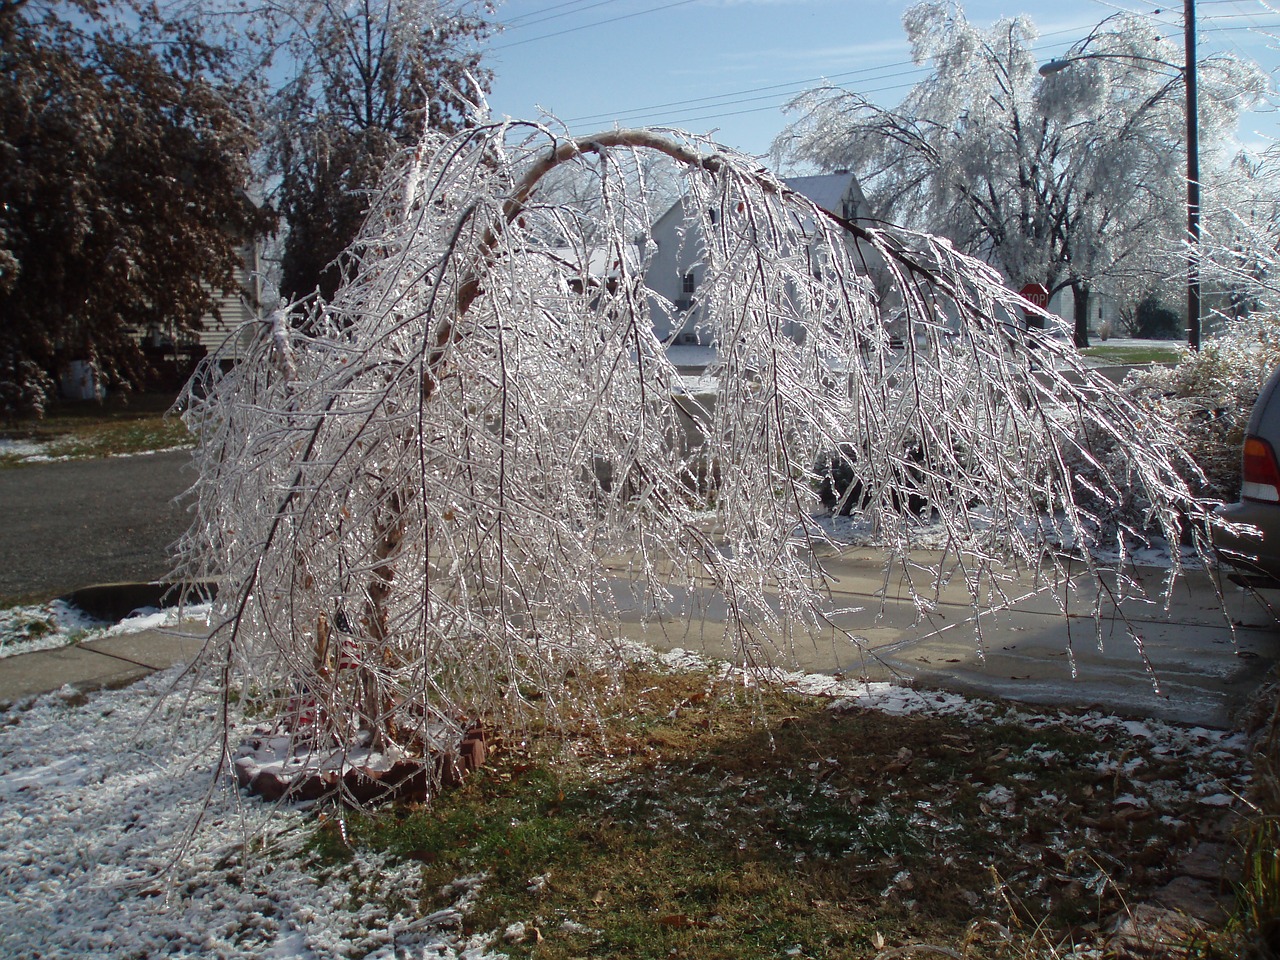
[1135,294,1184,340]
[0,0,271,416]
[814,443,932,517]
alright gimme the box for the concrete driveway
[610,548,1280,728]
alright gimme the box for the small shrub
[1125,317,1280,502]
[1135,293,1184,340]
[0,354,54,421]
[813,443,932,517]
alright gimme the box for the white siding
[194,242,263,358]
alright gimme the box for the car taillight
[1242,436,1280,503]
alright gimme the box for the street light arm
[1039,51,1183,77]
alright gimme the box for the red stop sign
[1019,282,1050,310]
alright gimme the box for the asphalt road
[0,450,192,603]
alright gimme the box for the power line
[656,78,926,132]
[1199,10,1280,18]
[563,60,933,126]
[1087,0,1277,73]
[490,2,1273,136]
[488,0,701,51]
[560,23,1119,130]
[499,0,632,32]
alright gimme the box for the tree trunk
[1072,280,1091,349]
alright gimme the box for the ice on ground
[645,643,1250,765]
[0,637,1248,958]
[0,441,193,466]
[0,601,105,658]
[0,437,51,459]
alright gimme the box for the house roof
[649,171,867,234]
[782,174,849,216]
[780,173,866,220]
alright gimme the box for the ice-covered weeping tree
[176,121,1214,794]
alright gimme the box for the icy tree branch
[175,121,1215,799]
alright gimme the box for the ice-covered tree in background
[1121,147,1280,500]
[177,121,1215,796]
[535,147,683,244]
[1202,148,1280,323]
[774,1,1268,347]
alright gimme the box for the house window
[682,271,697,296]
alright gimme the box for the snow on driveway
[0,670,500,959]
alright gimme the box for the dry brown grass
[312,660,1250,959]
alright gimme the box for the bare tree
[534,143,683,243]
[1202,148,1280,323]
[263,0,491,302]
[177,122,1212,798]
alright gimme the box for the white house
[189,241,266,360]
[644,172,870,346]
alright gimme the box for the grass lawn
[1081,343,1185,365]
[307,661,1255,959]
[0,393,189,464]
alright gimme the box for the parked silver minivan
[1215,364,1280,585]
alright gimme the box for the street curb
[59,581,218,621]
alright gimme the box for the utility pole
[1040,4,1203,350]
[1185,0,1202,350]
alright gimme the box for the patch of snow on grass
[101,603,213,637]
[641,642,1249,778]
[11,444,195,465]
[0,602,214,659]
[0,437,52,460]
[0,668,503,959]
[0,601,105,658]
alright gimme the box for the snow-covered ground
[0,438,51,460]
[0,439,192,465]
[0,603,213,659]
[0,642,1249,959]
[0,601,108,658]
[0,667,502,960]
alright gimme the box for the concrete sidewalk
[0,626,209,705]
[4,554,1279,728]
[609,550,1280,729]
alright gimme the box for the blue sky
[480,0,1279,164]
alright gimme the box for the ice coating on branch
[174,122,1210,774]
